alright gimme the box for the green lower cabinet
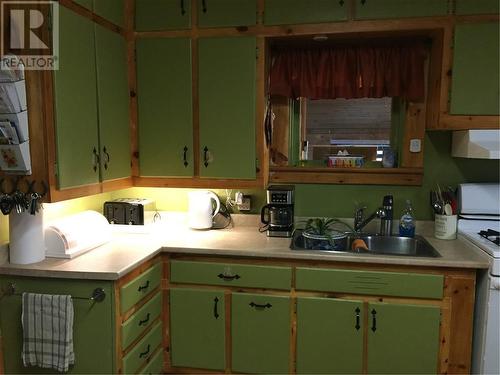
[449,22,500,115]
[198,37,256,179]
[136,38,193,177]
[94,24,131,181]
[354,0,449,20]
[197,0,257,28]
[367,302,441,374]
[455,0,499,15]
[296,297,363,374]
[54,6,100,188]
[135,0,191,31]
[169,288,225,370]
[231,292,290,374]
[0,277,115,374]
[264,0,347,25]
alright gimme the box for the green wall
[294,132,500,219]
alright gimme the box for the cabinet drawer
[121,262,162,313]
[296,268,444,299]
[122,292,162,350]
[122,321,163,374]
[137,347,163,375]
[170,260,292,290]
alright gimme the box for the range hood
[452,130,500,159]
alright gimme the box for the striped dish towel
[21,293,75,373]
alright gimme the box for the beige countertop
[0,217,491,280]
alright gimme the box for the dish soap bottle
[399,200,415,238]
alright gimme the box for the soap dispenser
[399,200,415,238]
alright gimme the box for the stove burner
[478,229,500,246]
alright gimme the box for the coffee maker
[260,185,294,237]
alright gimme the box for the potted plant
[301,217,353,251]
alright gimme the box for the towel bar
[0,282,106,302]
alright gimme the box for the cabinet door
[231,292,290,373]
[93,0,124,26]
[455,0,499,15]
[367,302,441,374]
[264,0,347,25]
[449,22,500,115]
[197,0,256,28]
[94,25,131,181]
[0,277,115,374]
[136,38,193,177]
[296,297,363,374]
[170,288,225,370]
[354,0,448,20]
[135,0,191,31]
[54,6,100,189]
[198,37,256,179]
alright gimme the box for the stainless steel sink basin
[290,230,441,258]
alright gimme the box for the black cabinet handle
[138,313,150,326]
[183,146,188,167]
[213,297,219,319]
[355,307,361,330]
[249,302,272,309]
[361,0,367,4]
[139,344,150,358]
[92,147,99,172]
[371,309,377,332]
[217,273,240,281]
[138,280,150,292]
[203,146,209,167]
[180,0,186,15]
[103,146,110,170]
[339,0,345,5]
[202,0,207,13]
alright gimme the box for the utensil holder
[434,214,457,240]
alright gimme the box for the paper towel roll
[9,210,45,264]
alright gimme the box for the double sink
[290,230,441,258]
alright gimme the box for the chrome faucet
[354,195,393,235]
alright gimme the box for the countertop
[0,216,491,280]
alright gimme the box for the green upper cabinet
[135,0,191,31]
[54,6,100,188]
[198,37,256,179]
[197,0,257,28]
[455,0,499,15]
[354,0,449,20]
[94,24,131,181]
[296,297,364,374]
[231,292,290,374]
[73,0,93,10]
[367,302,441,374]
[136,38,194,177]
[264,0,347,25]
[449,22,500,115]
[0,276,115,374]
[170,288,226,370]
[93,0,124,26]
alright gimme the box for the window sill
[269,167,423,186]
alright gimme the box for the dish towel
[21,293,75,372]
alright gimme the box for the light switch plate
[410,139,421,153]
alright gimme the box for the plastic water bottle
[399,200,415,238]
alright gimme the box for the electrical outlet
[237,195,251,211]
[409,139,421,153]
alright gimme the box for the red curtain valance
[269,42,427,101]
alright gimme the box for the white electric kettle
[188,190,221,229]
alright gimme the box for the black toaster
[103,198,155,225]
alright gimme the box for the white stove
[458,183,500,375]
[458,219,500,275]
